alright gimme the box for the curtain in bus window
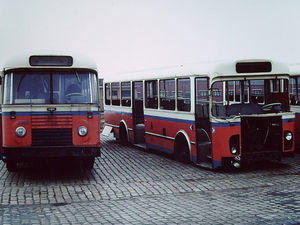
[159,79,175,110]
[177,78,190,111]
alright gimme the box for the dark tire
[6,160,17,172]
[174,138,190,164]
[82,157,95,169]
[119,124,128,144]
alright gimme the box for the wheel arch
[119,119,129,143]
[174,130,192,161]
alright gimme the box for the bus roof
[289,63,300,76]
[104,59,290,83]
[3,51,97,71]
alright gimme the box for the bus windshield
[211,78,289,118]
[3,71,99,104]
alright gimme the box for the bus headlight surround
[285,131,293,141]
[15,126,26,137]
[78,126,88,137]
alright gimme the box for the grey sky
[1,0,300,76]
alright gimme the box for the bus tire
[82,157,95,169]
[6,160,17,172]
[119,123,129,144]
[174,136,190,164]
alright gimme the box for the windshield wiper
[17,73,26,91]
[75,71,81,84]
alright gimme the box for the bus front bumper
[2,146,100,161]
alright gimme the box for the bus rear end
[1,54,101,171]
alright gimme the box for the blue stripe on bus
[2,111,100,116]
[212,118,294,127]
[105,109,194,124]
[145,115,194,124]
[105,110,132,116]
[211,122,241,127]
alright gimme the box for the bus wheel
[6,160,17,172]
[82,157,95,169]
[119,123,128,144]
[174,139,190,164]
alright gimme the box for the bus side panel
[72,114,101,146]
[0,112,3,158]
[104,110,133,140]
[282,118,295,152]
[294,112,300,151]
[144,115,196,154]
[211,123,240,163]
[2,115,31,147]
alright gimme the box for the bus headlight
[230,146,238,155]
[78,126,88,137]
[229,135,240,155]
[15,126,26,137]
[285,131,293,141]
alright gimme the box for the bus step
[133,143,147,149]
[197,162,213,169]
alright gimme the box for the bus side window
[160,79,175,110]
[111,82,120,106]
[145,80,158,109]
[105,83,111,105]
[177,78,190,112]
[121,82,131,107]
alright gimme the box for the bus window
[105,83,111,105]
[111,82,120,106]
[6,72,50,104]
[177,78,190,111]
[121,82,131,106]
[196,78,209,118]
[160,79,175,110]
[145,80,158,109]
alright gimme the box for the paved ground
[1,134,300,224]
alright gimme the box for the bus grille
[31,115,73,146]
[241,116,282,154]
[32,128,72,146]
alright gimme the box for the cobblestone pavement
[1,135,300,224]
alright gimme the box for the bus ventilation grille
[32,128,72,146]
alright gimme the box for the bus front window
[211,78,289,118]
[3,71,98,105]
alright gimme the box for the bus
[0,52,101,171]
[103,59,295,170]
[289,63,300,151]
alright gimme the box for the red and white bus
[103,59,295,169]
[0,52,101,171]
[289,63,300,151]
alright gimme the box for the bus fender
[174,130,192,162]
[119,120,129,143]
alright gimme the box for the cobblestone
[1,134,300,224]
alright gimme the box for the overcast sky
[1,0,300,77]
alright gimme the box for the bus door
[132,81,145,144]
[195,78,212,168]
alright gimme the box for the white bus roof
[3,51,97,71]
[289,63,300,76]
[104,59,289,83]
